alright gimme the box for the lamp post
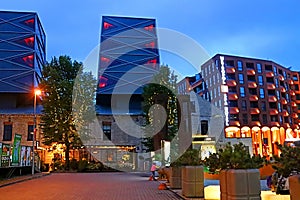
[32,89,41,175]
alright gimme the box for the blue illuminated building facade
[0,11,46,108]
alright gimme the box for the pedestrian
[150,162,158,181]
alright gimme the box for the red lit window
[145,42,155,48]
[99,76,108,88]
[103,22,113,29]
[144,25,154,31]
[147,59,157,64]
[25,19,34,25]
[24,37,34,47]
[22,55,34,67]
[101,56,110,63]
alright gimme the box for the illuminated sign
[220,56,229,126]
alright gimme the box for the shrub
[70,159,78,171]
[170,148,202,167]
[78,160,88,172]
[204,142,265,174]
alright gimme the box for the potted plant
[169,148,204,198]
[271,143,300,197]
[204,142,265,200]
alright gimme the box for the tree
[142,65,178,153]
[39,55,96,170]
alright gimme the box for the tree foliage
[204,142,265,174]
[141,65,178,151]
[272,144,300,177]
[39,55,96,169]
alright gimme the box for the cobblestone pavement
[0,172,183,200]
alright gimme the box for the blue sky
[2,0,300,77]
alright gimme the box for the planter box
[169,166,182,189]
[181,166,204,198]
[289,175,300,200]
[220,169,261,200]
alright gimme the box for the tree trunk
[65,141,70,170]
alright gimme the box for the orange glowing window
[144,25,154,31]
[99,76,108,88]
[24,37,34,46]
[103,22,113,29]
[22,55,34,67]
[145,42,155,48]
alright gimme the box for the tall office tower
[92,16,160,170]
[199,54,300,157]
[0,11,46,107]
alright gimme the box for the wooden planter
[289,175,300,200]
[220,169,261,200]
[169,166,182,189]
[181,166,204,198]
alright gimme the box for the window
[273,66,278,76]
[261,101,266,111]
[277,103,282,112]
[256,63,262,73]
[229,100,238,107]
[242,114,248,124]
[293,75,298,81]
[102,122,111,141]
[239,74,244,84]
[258,76,263,86]
[259,88,265,98]
[262,114,267,124]
[201,120,208,135]
[237,61,243,71]
[251,114,259,121]
[276,91,281,100]
[240,87,245,97]
[27,124,34,141]
[241,100,247,110]
[3,124,12,141]
[275,79,279,88]
[230,114,239,121]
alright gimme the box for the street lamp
[32,88,41,175]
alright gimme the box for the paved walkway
[0,172,291,200]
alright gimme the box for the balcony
[270,122,280,127]
[282,110,289,117]
[229,121,240,126]
[267,83,276,90]
[249,95,258,101]
[268,96,277,102]
[247,69,255,75]
[250,121,261,127]
[190,79,203,88]
[229,107,239,114]
[280,86,286,93]
[291,101,297,107]
[250,108,260,114]
[266,71,274,77]
[269,109,279,115]
[248,82,257,88]
[226,80,237,86]
[289,90,295,96]
[288,79,294,85]
[278,74,284,81]
[228,93,238,100]
[281,99,287,104]
[292,113,298,118]
[226,67,235,73]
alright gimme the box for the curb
[0,172,50,188]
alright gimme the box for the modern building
[198,54,300,157]
[0,11,46,170]
[90,16,160,170]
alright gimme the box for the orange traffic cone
[158,183,167,190]
[148,176,153,181]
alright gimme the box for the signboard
[0,143,2,167]
[20,146,27,166]
[11,134,22,166]
[26,146,32,166]
[1,143,10,167]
